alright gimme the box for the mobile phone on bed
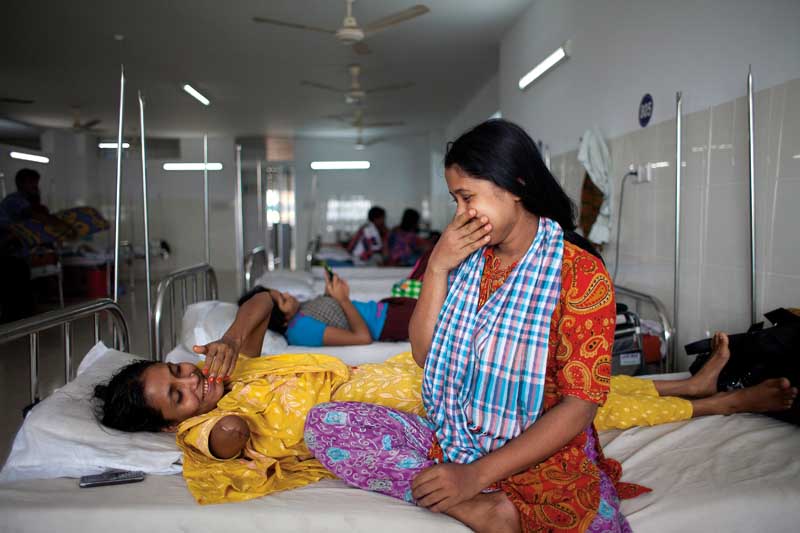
[324,262,335,281]
[79,469,145,488]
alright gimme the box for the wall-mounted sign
[639,94,653,128]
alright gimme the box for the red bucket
[86,267,108,298]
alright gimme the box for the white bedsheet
[166,341,412,367]
[1,411,797,532]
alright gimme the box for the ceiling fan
[303,64,413,105]
[71,107,101,131]
[253,0,430,55]
[328,108,404,129]
[353,126,385,150]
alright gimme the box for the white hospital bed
[155,263,412,363]
[1,297,799,533]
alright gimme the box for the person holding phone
[192,273,418,381]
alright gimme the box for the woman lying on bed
[93,298,796,506]
[226,273,415,353]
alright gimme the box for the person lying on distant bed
[93,322,796,505]
[211,273,416,357]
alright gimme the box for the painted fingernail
[202,368,208,375]
[216,377,223,384]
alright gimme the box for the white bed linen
[166,341,413,367]
[1,412,797,532]
[310,266,413,281]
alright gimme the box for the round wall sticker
[639,94,653,128]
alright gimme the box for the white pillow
[253,271,315,301]
[0,342,183,482]
[180,300,288,355]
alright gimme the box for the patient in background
[387,208,432,266]
[237,274,415,349]
[0,168,75,239]
[346,206,388,265]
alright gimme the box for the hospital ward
[1,1,800,532]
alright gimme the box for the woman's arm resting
[412,396,597,512]
[209,415,250,460]
[197,291,274,379]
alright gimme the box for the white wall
[430,74,501,231]
[1,134,241,301]
[445,74,500,142]
[293,134,432,265]
[93,137,239,299]
[500,0,800,154]
[445,0,800,368]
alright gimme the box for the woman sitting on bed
[93,305,796,507]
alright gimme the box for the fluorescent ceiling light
[98,142,130,149]
[9,151,49,164]
[310,161,371,170]
[162,162,223,171]
[649,161,670,169]
[182,84,210,106]
[793,154,800,159]
[518,41,571,90]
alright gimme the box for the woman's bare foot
[444,491,520,533]
[695,378,798,416]
[686,332,731,397]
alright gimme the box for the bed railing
[153,263,218,361]
[615,285,675,373]
[0,299,129,405]
[244,245,267,292]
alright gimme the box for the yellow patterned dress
[176,352,424,504]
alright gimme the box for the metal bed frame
[152,263,218,361]
[615,285,674,373]
[0,299,129,406]
[244,245,267,292]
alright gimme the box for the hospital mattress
[1,407,797,532]
[165,341,413,367]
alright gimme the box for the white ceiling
[0,0,531,142]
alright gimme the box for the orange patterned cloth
[476,241,649,532]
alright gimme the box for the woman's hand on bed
[411,462,483,513]
[428,209,491,273]
[193,336,240,382]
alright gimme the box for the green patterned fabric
[391,279,422,299]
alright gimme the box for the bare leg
[238,318,269,357]
[654,332,731,398]
[690,378,798,417]
[443,492,521,533]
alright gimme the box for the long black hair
[237,286,288,334]
[444,119,576,232]
[93,360,170,432]
[399,208,421,232]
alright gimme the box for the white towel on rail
[578,126,613,244]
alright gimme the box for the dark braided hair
[93,360,170,432]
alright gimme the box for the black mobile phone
[324,263,335,281]
[79,469,145,488]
